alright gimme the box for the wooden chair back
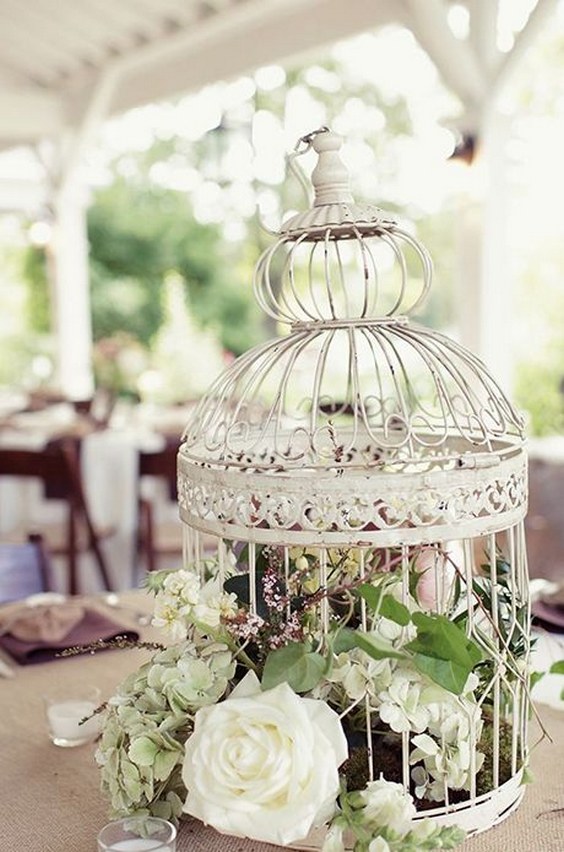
[0,439,113,595]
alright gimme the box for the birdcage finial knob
[311,130,354,207]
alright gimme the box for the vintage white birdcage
[177,129,530,846]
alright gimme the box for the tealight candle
[47,700,100,746]
[104,841,171,851]
[44,687,101,748]
[97,817,176,852]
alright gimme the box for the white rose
[182,671,348,846]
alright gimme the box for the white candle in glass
[106,842,170,851]
[47,699,100,745]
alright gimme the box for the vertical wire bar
[182,525,189,569]
[193,529,201,572]
[359,549,374,781]
[463,538,474,636]
[507,524,520,774]
[284,547,291,619]
[489,533,500,789]
[249,541,257,615]
[218,537,226,586]
[517,521,530,769]
[401,545,410,789]
[319,548,329,636]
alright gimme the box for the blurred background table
[0,401,194,593]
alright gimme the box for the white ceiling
[0,0,405,148]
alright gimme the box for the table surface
[1,593,563,852]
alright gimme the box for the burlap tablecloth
[1,594,563,852]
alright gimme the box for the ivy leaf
[411,654,470,695]
[405,612,483,694]
[356,584,411,626]
[333,626,406,661]
[549,660,564,675]
[261,642,326,693]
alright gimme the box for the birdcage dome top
[178,129,527,547]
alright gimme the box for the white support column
[454,109,513,394]
[49,181,94,400]
[43,68,119,399]
[478,108,513,394]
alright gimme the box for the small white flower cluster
[152,569,237,640]
[323,776,463,852]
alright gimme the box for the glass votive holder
[97,817,177,851]
[44,685,102,748]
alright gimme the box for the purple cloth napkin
[0,607,139,664]
[532,600,564,633]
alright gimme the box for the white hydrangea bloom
[321,824,345,852]
[192,579,238,628]
[409,683,484,801]
[329,651,394,703]
[377,668,431,733]
[368,838,392,852]
[151,569,239,638]
[360,777,416,835]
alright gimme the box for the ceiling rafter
[0,0,110,69]
[30,0,145,58]
[82,0,178,40]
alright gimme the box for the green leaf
[261,642,326,693]
[333,626,406,661]
[356,584,411,626]
[412,653,471,695]
[406,612,483,694]
[529,670,545,690]
[549,660,564,675]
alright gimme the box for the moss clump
[341,715,518,806]
[476,713,516,795]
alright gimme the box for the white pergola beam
[0,89,64,141]
[468,0,499,73]
[104,0,401,114]
[403,0,487,114]
[490,0,560,100]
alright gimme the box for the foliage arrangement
[95,540,535,851]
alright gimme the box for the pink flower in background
[414,546,457,612]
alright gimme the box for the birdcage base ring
[286,770,525,850]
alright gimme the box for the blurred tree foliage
[87,179,261,354]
